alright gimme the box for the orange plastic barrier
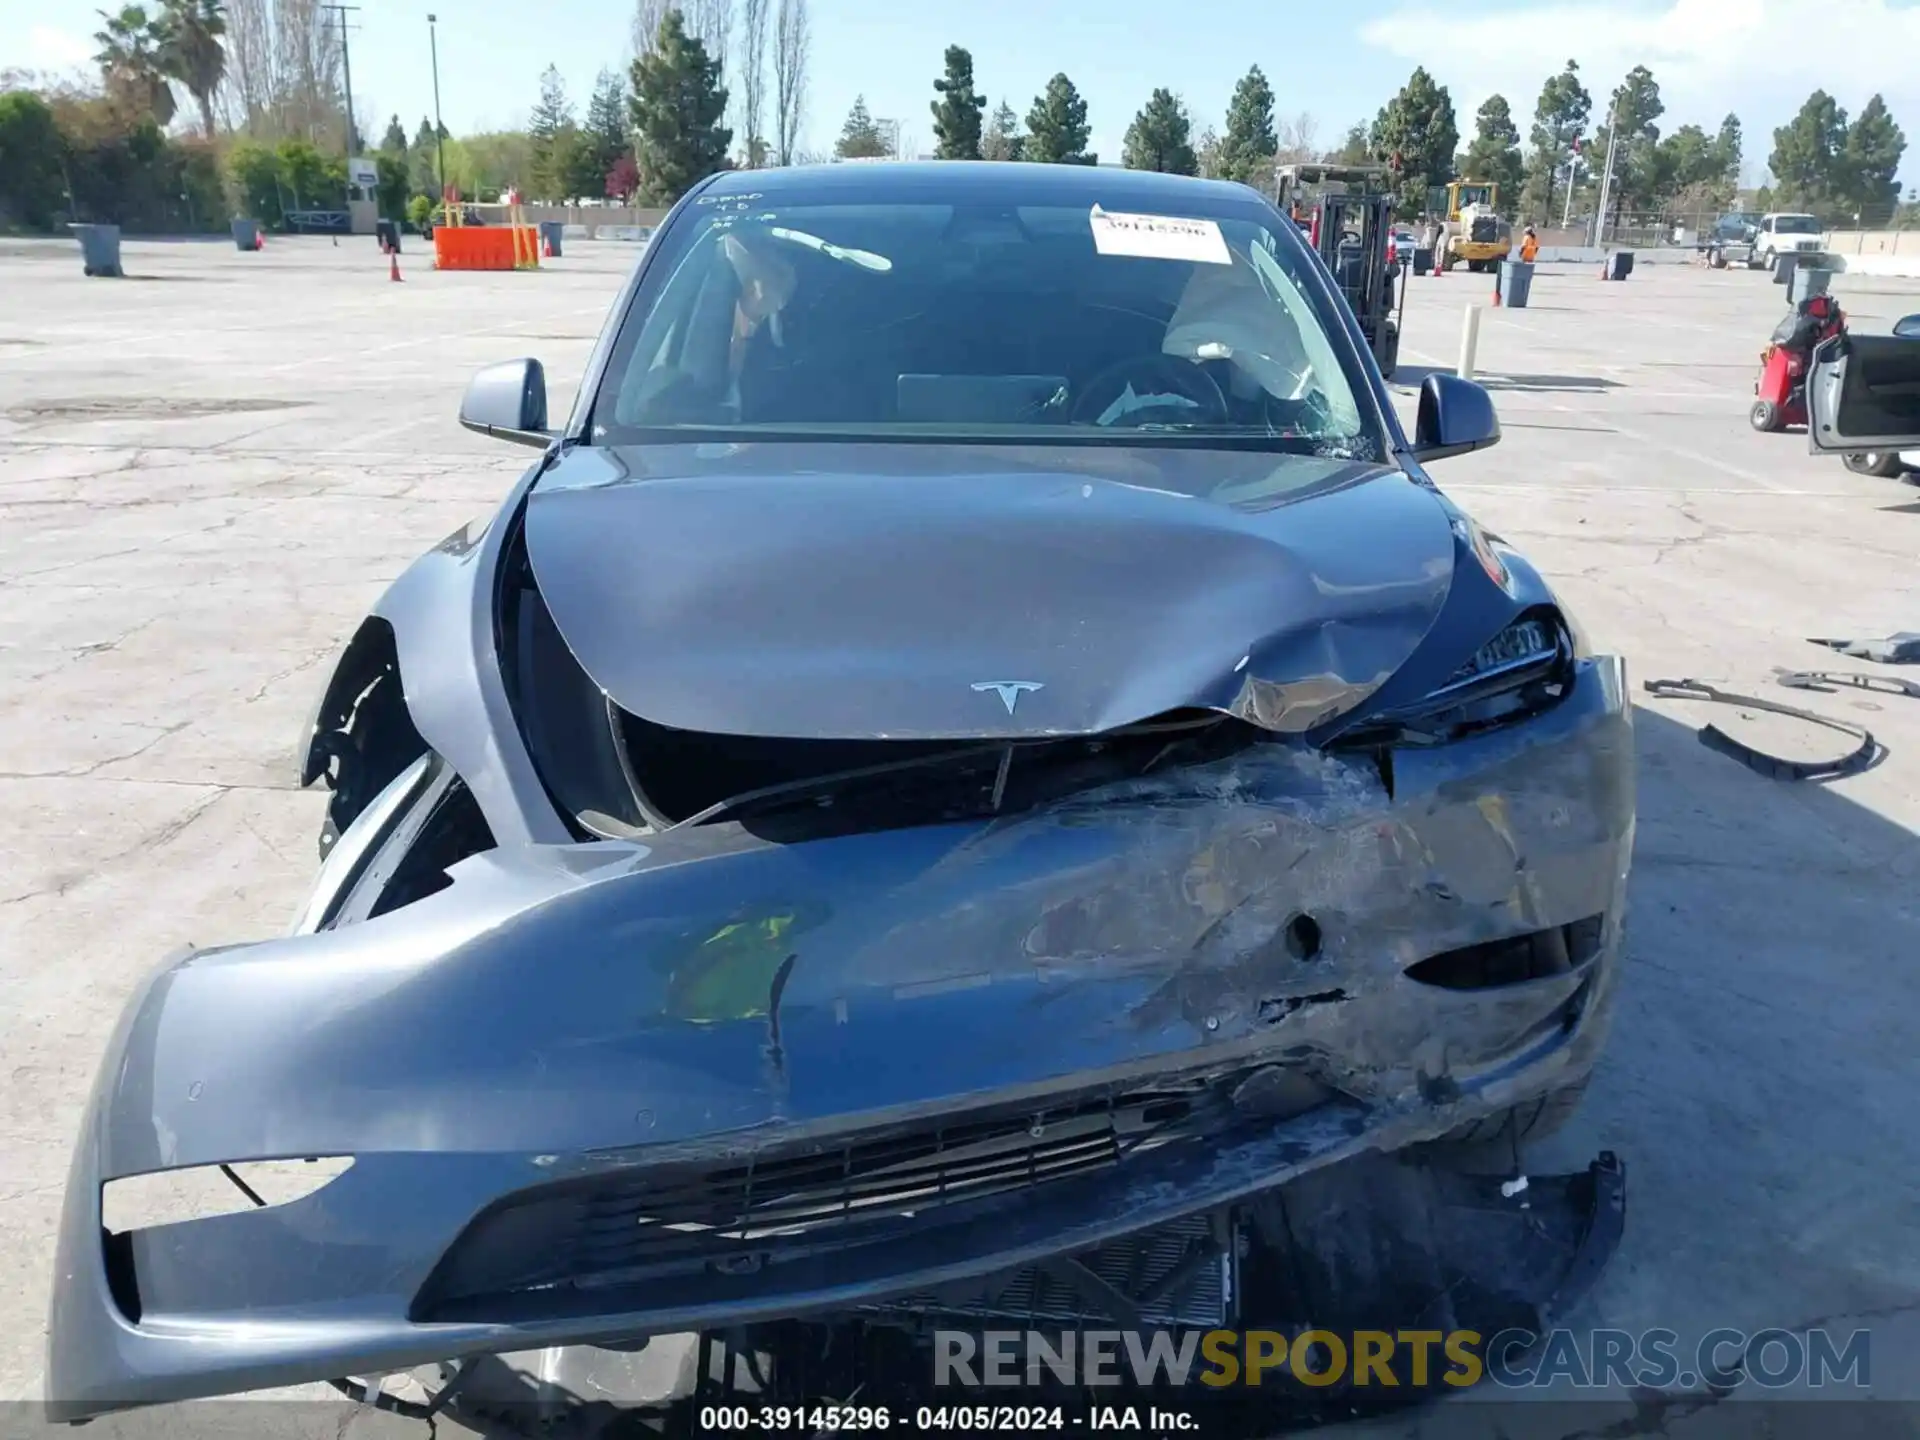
[432,225,540,271]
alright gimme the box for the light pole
[322,4,361,157]
[1591,97,1620,249]
[428,14,446,205]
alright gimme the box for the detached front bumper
[48,657,1633,1421]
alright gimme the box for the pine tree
[1217,66,1276,183]
[1522,60,1589,222]
[1331,122,1370,166]
[835,95,888,158]
[629,9,733,203]
[1371,66,1458,218]
[930,44,985,160]
[1768,90,1847,212]
[1122,89,1195,174]
[1590,66,1664,226]
[1024,73,1093,166]
[584,67,632,190]
[1711,114,1742,188]
[380,114,408,153]
[1841,95,1906,223]
[410,115,442,194]
[981,99,1023,161]
[529,64,579,201]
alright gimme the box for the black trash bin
[1412,245,1434,277]
[376,218,401,253]
[539,220,564,258]
[231,218,261,250]
[1773,251,1799,286]
[1600,250,1635,281]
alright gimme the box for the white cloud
[25,25,93,71]
[1360,0,1920,185]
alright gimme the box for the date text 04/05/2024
[697,1406,1200,1433]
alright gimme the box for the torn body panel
[354,502,573,850]
[47,654,1630,1419]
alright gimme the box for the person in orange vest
[1519,225,1540,263]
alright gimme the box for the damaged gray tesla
[48,163,1633,1429]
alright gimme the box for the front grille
[863,1214,1233,1329]
[614,706,1265,837]
[417,1074,1266,1317]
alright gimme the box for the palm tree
[93,4,176,127]
[157,0,227,140]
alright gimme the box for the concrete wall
[1821,228,1920,257]
[1531,245,1700,265]
[1815,228,1920,278]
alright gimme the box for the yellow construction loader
[1440,180,1513,273]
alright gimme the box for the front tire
[1751,399,1782,432]
[1709,248,1728,269]
[1843,451,1905,477]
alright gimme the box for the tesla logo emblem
[972,681,1044,715]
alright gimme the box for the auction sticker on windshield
[1089,205,1231,265]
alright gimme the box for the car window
[589,192,1379,459]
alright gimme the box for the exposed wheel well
[302,617,429,858]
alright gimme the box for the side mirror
[1894,314,1920,340]
[460,358,553,448]
[1411,373,1501,462]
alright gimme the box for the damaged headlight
[1382,611,1571,742]
[1446,615,1560,685]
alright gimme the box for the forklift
[1274,162,1406,379]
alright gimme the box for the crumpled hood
[523,442,1457,739]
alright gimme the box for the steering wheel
[1070,353,1230,428]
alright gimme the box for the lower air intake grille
[862,1214,1233,1329]
[416,1075,1259,1317]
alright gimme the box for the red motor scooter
[1750,292,1846,432]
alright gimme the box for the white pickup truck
[1746,212,1826,270]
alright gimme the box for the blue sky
[12,0,1919,187]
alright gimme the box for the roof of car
[698,161,1277,211]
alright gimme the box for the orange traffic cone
[255,232,265,250]
[543,237,554,259]
[389,251,403,282]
